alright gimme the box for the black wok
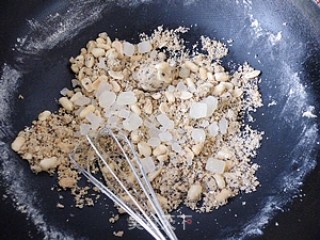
[0,0,320,239]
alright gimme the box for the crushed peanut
[109,214,120,224]
[113,230,124,238]
[12,26,263,216]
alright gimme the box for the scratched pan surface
[0,0,320,239]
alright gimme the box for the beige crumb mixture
[113,230,124,238]
[12,26,263,213]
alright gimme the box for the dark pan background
[0,0,320,240]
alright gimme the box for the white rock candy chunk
[97,58,107,70]
[60,87,69,96]
[74,95,91,107]
[176,82,193,100]
[176,82,188,92]
[202,96,218,117]
[148,126,161,138]
[123,41,135,56]
[172,142,183,154]
[189,102,207,119]
[141,157,156,174]
[205,158,226,174]
[116,91,137,105]
[98,91,116,109]
[115,109,130,119]
[123,112,143,131]
[199,120,209,128]
[156,113,174,129]
[167,85,175,92]
[138,41,152,54]
[147,137,161,147]
[95,81,112,98]
[107,115,121,128]
[191,128,206,143]
[159,131,173,142]
[80,124,91,135]
[208,122,219,137]
[179,91,193,100]
[86,112,103,130]
[219,117,228,135]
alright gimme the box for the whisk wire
[86,133,166,240]
[70,144,164,240]
[110,130,177,240]
[69,127,178,240]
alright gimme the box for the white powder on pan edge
[248,14,283,46]
[15,1,106,53]
[230,124,318,240]
[1,1,318,240]
[15,0,154,54]
[0,67,79,239]
[0,1,113,239]
[231,1,318,239]
[1,1,157,238]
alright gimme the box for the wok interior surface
[0,0,320,239]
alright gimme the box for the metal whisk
[69,127,178,240]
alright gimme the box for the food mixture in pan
[11,26,263,213]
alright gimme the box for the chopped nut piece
[156,62,173,83]
[192,143,204,156]
[130,104,141,115]
[79,105,95,119]
[38,110,51,121]
[179,66,191,78]
[130,130,141,143]
[213,174,226,189]
[112,40,124,56]
[109,214,120,223]
[144,98,153,115]
[11,136,25,152]
[187,183,202,202]
[151,92,161,100]
[108,70,124,80]
[56,203,65,209]
[212,82,226,96]
[59,177,77,189]
[215,189,232,204]
[244,70,261,79]
[59,97,74,111]
[110,81,121,92]
[199,67,208,80]
[153,144,168,156]
[214,72,230,82]
[164,91,175,103]
[39,157,59,171]
[159,102,170,113]
[185,61,199,73]
[137,142,152,157]
[113,231,124,238]
[13,27,263,215]
[81,78,94,93]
